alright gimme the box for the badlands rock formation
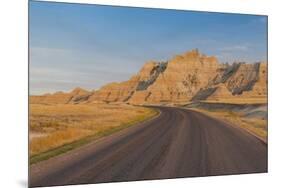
[30,87,91,104]
[87,61,167,103]
[192,61,267,101]
[129,49,219,104]
[30,49,267,105]
[241,62,267,97]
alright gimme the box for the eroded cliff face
[87,61,167,103]
[30,49,267,105]
[192,61,267,101]
[129,49,220,104]
[30,87,92,104]
[241,62,267,97]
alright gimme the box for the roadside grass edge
[30,108,159,165]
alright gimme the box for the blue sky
[29,1,267,95]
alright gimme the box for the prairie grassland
[193,108,267,140]
[29,103,158,163]
[204,96,267,104]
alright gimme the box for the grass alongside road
[192,108,267,141]
[30,104,159,164]
[204,96,267,104]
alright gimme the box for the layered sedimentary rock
[129,49,220,104]
[31,49,267,105]
[30,87,91,104]
[192,61,267,101]
[224,63,260,95]
[241,62,267,97]
[88,61,167,103]
[205,84,235,101]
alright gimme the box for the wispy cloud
[29,46,137,95]
[29,3,267,94]
[219,44,249,52]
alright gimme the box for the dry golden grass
[193,109,267,140]
[30,103,158,157]
[204,96,267,104]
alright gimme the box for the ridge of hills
[30,49,267,105]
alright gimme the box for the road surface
[30,106,267,187]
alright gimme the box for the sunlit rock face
[88,60,167,103]
[192,61,267,101]
[31,49,267,105]
[240,62,267,98]
[135,49,220,104]
[30,87,92,104]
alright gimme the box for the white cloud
[220,45,249,52]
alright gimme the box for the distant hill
[30,49,267,105]
[30,87,92,104]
